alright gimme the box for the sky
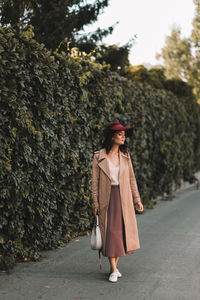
[85,0,196,66]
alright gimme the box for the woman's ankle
[110,267,117,273]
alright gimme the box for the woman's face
[112,130,126,146]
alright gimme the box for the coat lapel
[98,149,111,181]
[119,150,129,181]
[98,148,129,182]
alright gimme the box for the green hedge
[0,27,200,271]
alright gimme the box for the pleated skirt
[105,185,134,257]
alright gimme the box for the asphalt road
[1,186,200,300]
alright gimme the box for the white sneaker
[116,268,122,278]
[109,272,118,283]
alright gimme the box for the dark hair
[102,129,129,154]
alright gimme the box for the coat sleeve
[91,152,100,210]
[128,152,141,205]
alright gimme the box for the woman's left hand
[135,201,144,212]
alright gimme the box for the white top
[107,159,120,185]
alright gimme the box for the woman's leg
[109,257,117,273]
[115,257,119,266]
[115,257,120,272]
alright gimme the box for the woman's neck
[110,144,119,154]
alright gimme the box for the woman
[91,122,143,283]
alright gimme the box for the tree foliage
[192,0,200,47]
[124,64,195,97]
[94,39,135,73]
[157,26,192,81]
[0,0,112,50]
[0,0,136,72]
[158,0,200,103]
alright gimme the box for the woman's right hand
[93,207,99,216]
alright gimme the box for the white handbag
[91,215,102,250]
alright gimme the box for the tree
[190,0,200,101]
[192,0,200,48]
[157,0,200,103]
[157,25,192,81]
[124,65,167,89]
[0,0,113,51]
[94,39,135,74]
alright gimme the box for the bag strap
[95,214,102,269]
[96,216,102,269]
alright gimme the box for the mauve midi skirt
[105,185,134,257]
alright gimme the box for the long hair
[102,129,129,154]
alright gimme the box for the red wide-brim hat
[107,122,133,136]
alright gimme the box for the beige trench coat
[91,148,141,256]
